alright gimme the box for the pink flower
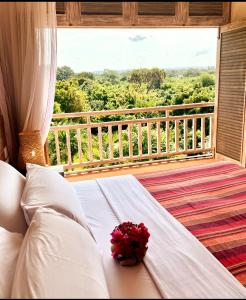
[110,221,150,263]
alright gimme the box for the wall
[231,2,246,22]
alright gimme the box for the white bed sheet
[72,176,246,299]
[73,179,161,299]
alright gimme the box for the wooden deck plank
[66,158,219,182]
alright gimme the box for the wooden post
[128,124,133,158]
[87,116,93,162]
[76,128,82,163]
[98,126,103,161]
[54,131,61,165]
[118,124,123,158]
[147,122,152,155]
[175,120,179,152]
[108,125,113,159]
[166,111,170,153]
[193,118,197,150]
[184,119,188,151]
[201,117,205,149]
[209,116,213,149]
[157,121,161,154]
[138,123,142,157]
[65,129,72,164]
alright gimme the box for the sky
[57,28,218,73]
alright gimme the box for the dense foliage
[49,67,215,166]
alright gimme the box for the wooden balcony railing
[46,103,214,173]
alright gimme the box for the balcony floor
[66,157,219,182]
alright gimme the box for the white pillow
[21,163,89,232]
[11,208,109,299]
[0,226,23,298]
[0,160,27,234]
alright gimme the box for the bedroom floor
[66,157,220,182]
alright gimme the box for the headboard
[0,113,8,162]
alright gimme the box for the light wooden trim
[184,119,188,151]
[63,148,214,170]
[186,2,231,27]
[50,113,214,131]
[65,129,72,164]
[57,2,230,28]
[135,15,179,27]
[125,2,137,25]
[176,2,188,25]
[128,124,133,158]
[193,118,197,150]
[77,2,125,27]
[175,120,179,152]
[54,131,61,165]
[220,21,246,34]
[214,28,221,154]
[48,103,214,172]
[53,103,214,119]
[118,124,123,159]
[215,152,241,165]
[98,126,103,161]
[66,154,214,175]
[222,2,231,24]
[108,125,113,159]
[68,2,81,26]
[166,110,170,153]
[87,127,93,162]
[209,116,213,149]
[201,117,206,149]
[186,16,226,27]
[126,1,179,26]
[56,2,70,26]
[78,15,124,27]
[138,123,142,157]
[147,122,152,155]
[157,121,161,154]
[76,128,82,163]
[122,2,131,25]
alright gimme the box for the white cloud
[129,34,147,42]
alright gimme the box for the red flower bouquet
[110,221,150,266]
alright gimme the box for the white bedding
[11,208,109,299]
[72,175,246,299]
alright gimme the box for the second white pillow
[21,164,90,232]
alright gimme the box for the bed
[0,160,245,298]
[72,160,246,298]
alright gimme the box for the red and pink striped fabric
[135,161,246,287]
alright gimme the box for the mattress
[136,161,246,287]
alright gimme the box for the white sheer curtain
[0,2,57,165]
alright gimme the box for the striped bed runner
[135,161,246,287]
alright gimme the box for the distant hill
[89,66,215,77]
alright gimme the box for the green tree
[100,69,119,84]
[55,79,90,113]
[129,68,166,90]
[56,66,75,81]
[200,72,215,87]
